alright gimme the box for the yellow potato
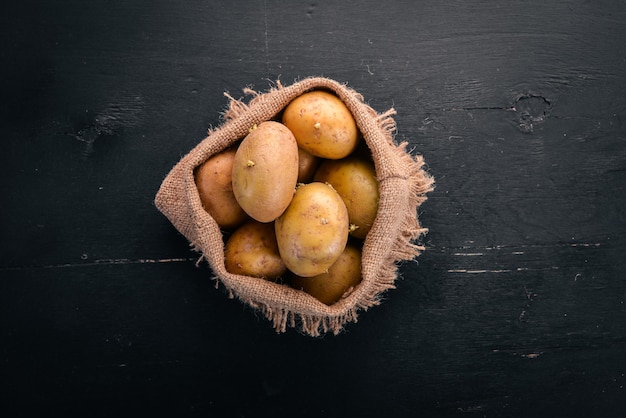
[224,220,286,280]
[275,182,349,277]
[281,90,359,159]
[194,147,249,230]
[290,242,362,305]
[297,147,319,182]
[314,155,379,239]
[232,121,299,223]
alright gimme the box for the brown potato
[275,182,349,277]
[290,242,362,305]
[281,90,359,159]
[194,148,249,230]
[232,121,299,223]
[297,147,318,182]
[224,220,286,280]
[314,155,379,239]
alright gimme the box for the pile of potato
[194,90,379,305]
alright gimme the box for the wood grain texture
[1,0,625,416]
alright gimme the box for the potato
[194,147,249,230]
[224,220,286,280]
[290,242,362,305]
[297,147,318,182]
[275,182,349,277]
[232,121,299,223]
[281,90,359,159]
[314,155,379,239]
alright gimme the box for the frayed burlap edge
[155,77,434,337]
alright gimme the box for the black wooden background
[2,0,625,416]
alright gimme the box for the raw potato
[194,148,249,230]
[232,121,299,223]
[224,220,286,280]
[290,242,362,305]
[282,90,359,159]
[314,155,379,239]
[297,147,318,182]
[275,182,349,277]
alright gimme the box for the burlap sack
[155,77,434,336]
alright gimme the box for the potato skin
[224,220,286,280]
[290,242,362,305]
[314,155,379,239]
[232,121,299,223]
[281,90,359,160]
[194,148,249,230]
[297,147,318,182]
[275,182,349,277]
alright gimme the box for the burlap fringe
[222,80,284,123]
[249,300,363,337]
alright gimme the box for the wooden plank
[2,0,625,416]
